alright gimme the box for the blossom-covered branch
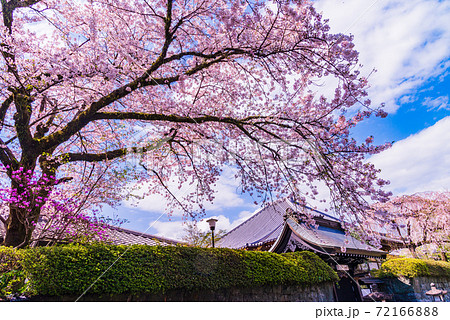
[0,0,391,247]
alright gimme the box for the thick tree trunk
[408,244,419,259]
[439,252,448,262]
[2,204,40,248]
[3,206,28,247]
[1,155,57,247]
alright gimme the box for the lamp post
[206,218,218,248]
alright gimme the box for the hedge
[0,246,26,298]
[0,244,338,297]
[378,258,450,278]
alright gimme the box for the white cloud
[190,209,257,234]
[123,166,251,216]
[151,208,258,240]
[151,220,187,240]
[370,116,450,195]
[315,0,450,112]
[422,95,450,110]
[200,167,247,211]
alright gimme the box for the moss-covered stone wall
[378,258,450,278]
[377,258,450,302]
[1,243,338,301]
[28,283,336,302]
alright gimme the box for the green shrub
[0,247,28,298]
[2,243,338,297]
[378,258,450,278]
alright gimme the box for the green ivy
[378,258,450,278]
[1,243,338,297]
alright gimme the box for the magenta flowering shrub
[0,166,115,244]
[1,166,52,210]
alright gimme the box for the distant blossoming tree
[0,0,391,248]
[369,192,450,260]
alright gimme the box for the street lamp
[206,218,218,248]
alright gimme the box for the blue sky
[103,0,450,240]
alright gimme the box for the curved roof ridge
[287,197,340,221]
[220,198,287,239]
[304,205,340,221]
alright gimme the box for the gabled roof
[216,199,288,249]
[217,198,385,257]
[217,198,338,249]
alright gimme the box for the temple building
[217,198,387,301]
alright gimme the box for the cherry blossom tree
[0,160,129,245]
[370,192,450,260]
[0,0,391,248]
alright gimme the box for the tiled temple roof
[106,225,185,246]
[216,200,287,249]
[217,198,385,257]
[284,218,385,257]
[217,198,338,249]
[0,218,184,247]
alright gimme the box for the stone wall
[383,277,450,302]
[411,277,450,302]
[29,282,336,302]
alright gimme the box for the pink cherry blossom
[367,192,450,258]
[1,0,390,247]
